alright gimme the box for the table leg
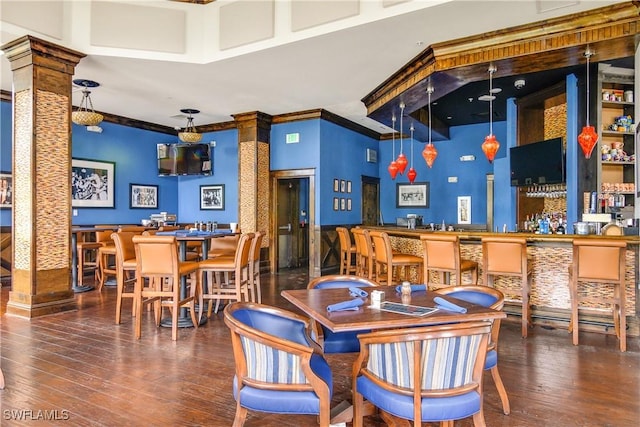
[71,232,94,293]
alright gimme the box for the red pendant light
[578,48,598,158]
[422,86,437,168]
[482,65,500,163]
[407,123,417,183]
[388,114,398,179]
[396,103,408,175]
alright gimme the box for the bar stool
[420,234,478,289]
[95,229,117,291]
[569,239,627,352]
[351,227,374,280]
[336,227,356,275]
[482,236,532,338]
[369,230,422,285]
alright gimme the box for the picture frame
[457,196,471,224]
[340,198,346,211]
[347,180,352,193]
[200,184,225,210]
[333,179,339,192]
[129,183,158,209]
[347,198,352,211]
[0,172,12,209]
[340,179,346,193]
[333,197,339,211]
[396,182,429,208]
[71,158,115,208]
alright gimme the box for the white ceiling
[0,0,626,135]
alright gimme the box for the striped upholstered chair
[223,302,333,427]
[352,321,492,427]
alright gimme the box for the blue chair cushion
[485,348,497,370]
[234,353,333,415]
[443,290,497,308]
[314,280,374,353]
[356,375,481,422]
[232,308,311,346]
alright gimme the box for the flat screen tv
[509,137,565,186]
[157,143,212,176]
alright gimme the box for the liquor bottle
[556,218,565,234]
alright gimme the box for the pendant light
[388,114,399,179]
[71,79,104,126]
[577,47,598,158]
[481,65,500,163]
[407,123,417,183]
[178,108,203,143]
[395,102,408,175]
[422,85,437,168]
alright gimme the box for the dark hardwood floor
[1,269,638,426]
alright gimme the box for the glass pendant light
[395,103,408,175]
[481,65,500,163]
[577,48,598,158]
[422,85,437,168]
[388,114,399,179]
[407,123,417,183]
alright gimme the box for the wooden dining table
[281,286,506,425]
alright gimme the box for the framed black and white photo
[340,180,346,193]
[129,183,158,209]
[333,179,339,192]
[333,197,339,211]
[200,184,225,210]
[457,196,471,224]
[347,180,352,193]
[340,198,346,211]
[0,172,12,209]
[347,198,352,211]
[71,158,115,208]
[396,182,429,208]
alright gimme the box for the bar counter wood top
[361,225,640,337]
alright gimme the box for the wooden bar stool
[351,227,374,280]
[369,230,422,286]
[569,239,627,352]
[482,236,532,338]
[336,227,356,275]
[420,234,478,289]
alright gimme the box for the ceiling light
[481,65,500,163]
[514,79,526,89]
[422,86,437,168]
[178,109,202,143]
[577,48,598,158]
[72,79,103,126]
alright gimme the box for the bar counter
[364,226,640,336]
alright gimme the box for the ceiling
[0,0,632,137]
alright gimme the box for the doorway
[361,176,380,225]
[271,169,316,277]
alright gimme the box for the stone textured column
[1,36,85,318]
[232,111,271,241]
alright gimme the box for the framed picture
[347,180,352,193]
[200,184,225,210]
[340,198,346,211]
[347,198,352,211]
[333,197,339,211]
[396,182,429,208]
[71,158,115,208]
[0,172,12,209]
[457,196,471,224]
[333,179,339,192]
[129,183,158,209]
[340,180,346,193]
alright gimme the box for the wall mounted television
[157,143,212,176]
[509,137,565,186]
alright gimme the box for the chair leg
[232,403,248,427]
[352,389,364,427]
[115,271,124,324]
[134,278,144,339]
[616,283,626,352]
[490,365,511,415]
[471,409,487,427]
[570,278,579,346]
[521,275,530,338]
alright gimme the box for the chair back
[112,232,137,267]
[352,228,374,279]
[308,274,378,290]
[572,238,626,282]
[482,237,528,275]
[250,231,264,271]
[96,229,115,245]
[354,321,491,424]
[420,234,460,271]
[208,233,240,257]
[234,233,255,269]
[118,225,148,233]
[336,226,355,274]
[132,235,179,277]
[369,230,394,284]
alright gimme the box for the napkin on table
[348,287,368,298]
[433,296,467,313]
[394,284,427,293]
[327,298,364,312]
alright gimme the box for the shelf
[602,131,635,137]
[602,101,634,108]
[602,161,635,165]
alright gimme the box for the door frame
[270,169,317,277]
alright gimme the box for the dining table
[156,229,237,327]
[281,285,506,425]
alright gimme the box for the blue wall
[378,121,507,227]
[0,102,11,225]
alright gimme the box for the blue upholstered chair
[352,321,492,427]
[307,275,378,353]
[435,285,510,415]
[223,302,333,427]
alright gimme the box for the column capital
[1,35,85,75]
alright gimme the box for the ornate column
[232,111,271,242]
[1,36,85,318]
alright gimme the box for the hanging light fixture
[422,85,437,168]
[407,123,417,183]
[577,47,598,158]
[481,65,500,163]
[395,102,408,175]
[71,79,104,126]
[388,113,399,179]
[178,108,203,143]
